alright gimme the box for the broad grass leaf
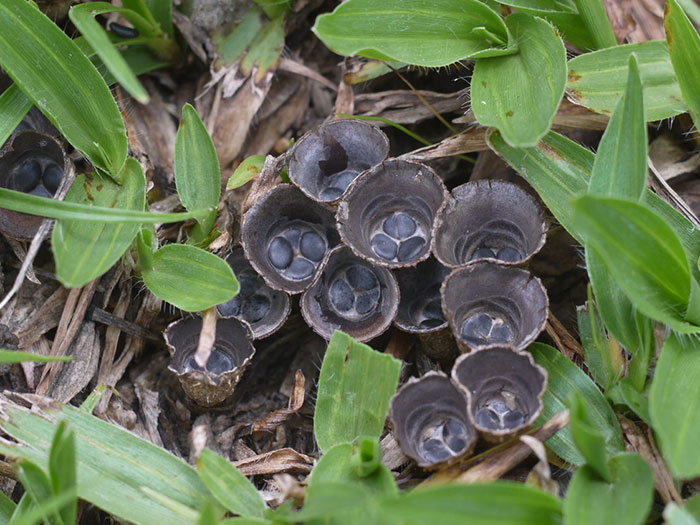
[197,449,266,519]
[175,104,221,236]
[0,84,33,148]
[567,40,686,121]
[69,3,151,103]
[528,343,624,465]
[563,453,653,525]
[16,461,60,525]
[227,155,265,190]
[665,0,700,129]
[314,331,401,452]
[588,54,647,200]
[52,159,146,288]
[312,0,515,67]
[240,16,285,80]
[572,195,699,330]
[650,332,700,479]
[664,503,699,525]
[496,0,576,13]
[0,0,127,174]
[379,482,563,525]
[141,244,239,312]
[0,490,14,522]
[568,392,612,481]
[471,13,567,147]
[0,401,212,525]
[574,0,618,49]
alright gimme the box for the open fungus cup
[451,346,547,442]
[165,317,256,407]
[0,130,68,240]
[300,245,399,342]
[441,262,548,353]
[288,119,389,205]
[241,184,339,294]
[217,247,291,339]
[389,371,477,469]
[393,257,456,362]
[433,180,546,268]
[337,159,448,268]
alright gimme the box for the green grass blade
[650,332,700,479]
[0,350,71,364]
[568,392,612,481]
[313,0,515,67]
[0,0,127,174]
[146,0,174,37]
[175,104,221,237]
[69,3,149,104]
[141,244,239,312]
[314,331,401,452]
[665,0,700,129]
[471,13,567,147]
[0,84,33,147]
[574,0,617,48]
[589,54,647,200]
[568,40,686,121]
[48,422,77,525]
[495,0,576,13]
[0,187,204,223]
[52,159,146,288]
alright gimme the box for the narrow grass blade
[665,0,700,129]
[529,343,624,465]
[0,350,71,364]
[52,159,146,288]
[650,332,700,478]
[589,54,647,200]
[496,0,576,13]
[568,392,612,481]
[313,0,515,67]
[471,13,566,147]
[0,0,127,174]
[564,453,653,525]
[574,0,617,48]
[141,244,239,312]
[0,84,33,147]
[314,331,401,452]
[48,422,77,525]
[147,0,174,37]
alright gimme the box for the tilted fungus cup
[389,371,477,469]
[217,247,291,339]
[300,245,399,342]
[441,262,548,353]
[451,346,547,442]
[393,257,457,362]
[433,180,546,268]
[288,119,390,205]
[0,130,68,240]
[241,184,340,294]
[165,317,256,407]
[337,159,448,268]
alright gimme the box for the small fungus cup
[300,245,399,342]
[452,346,547,442]
[241,185,339,294]
[288,119,389,205]
[337,159,447,268]
[164,317,256,407]
[389,371,477,468]
[433,180,546,267]
[441,262,548,353]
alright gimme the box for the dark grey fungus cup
[433,180,546,267]
[217,247,291,339]
[452,346,547,442]
[393,257,457,362]
[288,119,390,205]
[389,371,477,469]
[164,317,256,407]
[0,130,68,240]
[441,262,548,353]
[241,184,340,294]
[337,159,448,268]
[300,245,399,342]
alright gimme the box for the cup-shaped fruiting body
[393,258,457,362]
[288,119,390,204]
[389,371,477,468]
[433,180,546,267]
[0,131,68,240]
[452,346,547,442]
[217,247,291,339]
[300,245,399,342]
[241,185,340,294]
[337,159,447,268]
[164,317,256,406]
[442,262,548,353]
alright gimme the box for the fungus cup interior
[394,257,449,333]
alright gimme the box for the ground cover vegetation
[0,0,699,523]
